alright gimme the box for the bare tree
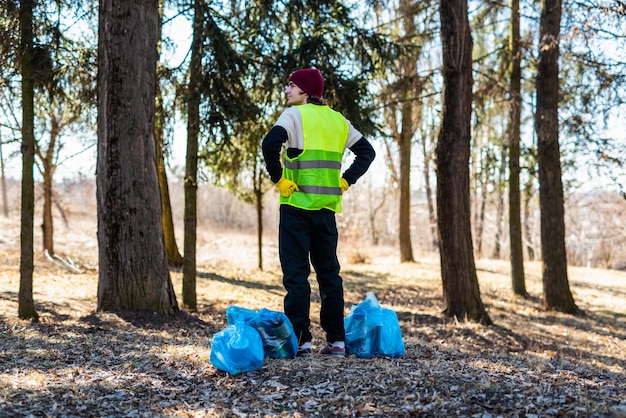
[182,0,204,311]
[393,0,419,263]
[36,70,95,257]
[523,160,538,261]
[2,1,98,258]
[96,0,178,315]
[535,0,577,313]
[0,136,8,217]
[492,144,507,259]
[0,0,19,222]
[155,85,183,268]
[421,105,438,251]
[508,0,527,297]
[378,0,437,263]
[437,0,491,325]
[155,3,183,270]
[18,0,38,320]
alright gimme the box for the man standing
[262,68,375,358]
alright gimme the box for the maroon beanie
[288,68,324,98]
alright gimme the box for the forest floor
[1,213,625,417]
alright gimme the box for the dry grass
[1,212,625,417]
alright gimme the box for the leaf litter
[1,221,625,417]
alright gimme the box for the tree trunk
[18,0,38,321]
[437,0,491,325]
[535,0,578,313]
[523,181,536,261]
[42,164,54,255]
[1,138,9,217]
[399,125,414,263]
[40,115,59,256]
[155,86,184,268]
[255,185,263,270]
[183,0,204,311]
[492,145,506,259]
[252,156,264,270]
[397,0,418,263]
[422,146,438,251]
[97,0,178,316]
[476,174,487,258]
[424,166,437,250]
[508,0,528,296]
[156,139,183,269]
[154,4,183,269]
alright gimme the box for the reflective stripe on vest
[280,104,349,212]
[284,160,342,171]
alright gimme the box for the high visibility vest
[280,104,349,212]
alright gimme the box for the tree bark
[154,2,183,270]
[251,153,264,270]
[523,180,536,261]
[155,86,184,268]
[397,0,418,263]
[476,173,487,257]
[422,143,437,251]
[183,0,204,311]
[255,185,263,270]
[399,119,414,263]
[97,0,178,315]
[18,0,38,320]
[1,139,8,217]
[42,163,55,255]
[508,0,528,296]
[492,145,506,259]
[40,113,59,256]
[535,0,578,313]
[437,0,491,325]
[156,143,183,269]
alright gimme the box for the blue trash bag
[226,306,259,325]
[225,306,298,359]
[345,292,404,358]
[345,292,384,358]
[255,309,298,359]
[210,319,264,375]
[378,308,405,357]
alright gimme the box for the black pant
[279,204,345,344]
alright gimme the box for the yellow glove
[341,178,350,193]
[276,177,299,197]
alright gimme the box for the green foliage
[559,1,626,192]
[0,0,19,82]
[0,0,98,143]
[0,0,21,143]
[465,0,626,195]
[184,0,395,199]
